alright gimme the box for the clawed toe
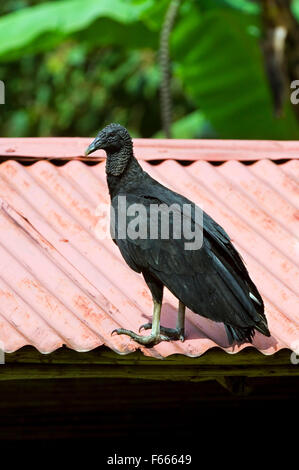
[160,326,185,342]
[112,325,184,344]
[111,328,128,336]
[138,322,152,333]
[159,334,171,342]
[139,324,185,341]
[138,324,184,341]
[111,327,170,345]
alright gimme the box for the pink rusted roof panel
[0,142,298,357]
[1,137,299,161]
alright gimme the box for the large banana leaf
[0,0,156,61]
[171,3,299,139]
[292,0,299,19]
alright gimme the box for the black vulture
[85,123,270,346]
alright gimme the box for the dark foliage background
[0,0,298,139]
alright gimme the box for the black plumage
[85,123,270,346]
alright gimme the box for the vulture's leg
[111,300,170,345]
[111,273,170,345]
[140,300,186,342]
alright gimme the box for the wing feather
[112,174,266,330]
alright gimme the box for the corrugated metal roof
[0,141,298,358]
[1,137,299,161]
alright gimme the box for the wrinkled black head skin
[85,123,133,176]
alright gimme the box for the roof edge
[3,346,297,381]
[0,137,299,162]
[3,342,294,359]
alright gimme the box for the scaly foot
[111,328,170,345]
[139,323,185,342]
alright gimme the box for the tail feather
[225,324,255,344]
[225,319,271,345]
[213,252,271,345]
[254,318,271,337]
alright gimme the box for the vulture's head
[85,123,132,156]
[85,123,133,176]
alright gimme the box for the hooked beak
[85,136,103,156]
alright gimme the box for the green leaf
[292,0,299,21]
[0,0,156,61]
[172,6,299,139]
[155,110,213,138]
[128,0,170,31]
[198,0,260,14]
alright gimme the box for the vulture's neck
[106,152,143,199]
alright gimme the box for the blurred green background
[0,0,298,139]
